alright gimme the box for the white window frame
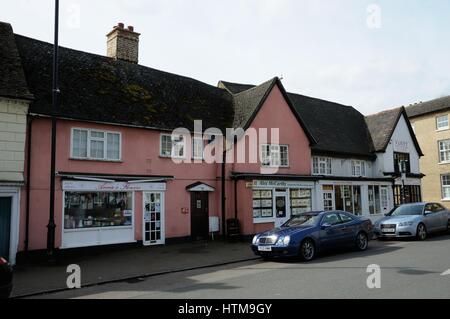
[436,115,449,131]
[441,175,450,200]
[261,144,289,168]
[313,157,332,175]
[192,137,204,160]
[160,134,187,159]
[70,128,122,161]
[351,160,366,177]
[439,140,450,164]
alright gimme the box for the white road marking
[441,269,450,276]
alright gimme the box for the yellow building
[406,96,450,208]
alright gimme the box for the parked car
[374,203,450,240]
[0,257,13,299]
[251,211,373,261]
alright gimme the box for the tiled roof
[405,96,450,118]
[365,107,423,156]
[365,108,403,152]
[220,80,374,158]
[6,28,234,132]
[0,22,33,100]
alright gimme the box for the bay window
[72,128,121,161]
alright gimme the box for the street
[30,234,450,299]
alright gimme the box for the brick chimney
[106,23,140,64]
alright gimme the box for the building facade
[0,22,34,264]
[407,96,450,208]
[0,21,423,263]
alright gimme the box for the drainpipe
[24,117,33,253]
[234,179,238,220]
[221,151,226,237]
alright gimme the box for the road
[31,234,450,299]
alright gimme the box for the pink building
[0,22,422,263]
[0,23,316,262]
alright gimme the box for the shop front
[251,180,316,228]
[61,180,167,249]
[316,179,394,222]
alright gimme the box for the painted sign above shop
[252,180,314,189]
[62,181,167,192]
[393,140,409,152]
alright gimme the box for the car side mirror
[321,223,332,230]
[424,211,432,216]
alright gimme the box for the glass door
[323,191,335,211]
[143,192,165,246]
[274,191,290,227]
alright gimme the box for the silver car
[374,203,450,240]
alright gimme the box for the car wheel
[416,223,427,241]
[447,220,450,234]
[299,238,315,262]
[355,232,369,251]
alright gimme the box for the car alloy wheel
[417,223,427,241]
[356,232,368,251]
[300,239,315,261]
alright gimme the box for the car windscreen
[282,215,320,227]
[391,205,424,216]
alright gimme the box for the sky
[1,0,450,115]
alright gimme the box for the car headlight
[398,221,414,227]
[276,236,291,246]
[252,235,258,245]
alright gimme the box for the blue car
[251,211,373,261]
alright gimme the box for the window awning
[57,172,175,183]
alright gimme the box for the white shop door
[143,192,165,246]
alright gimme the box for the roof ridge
[13,33,224,93]
[365,106,402,118]
[232,77,277,97]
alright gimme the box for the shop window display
[64,192,133,229]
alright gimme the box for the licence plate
[382,228,396,233]
[258,246,272,252]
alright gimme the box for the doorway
[274,190,290,227]
[143,192,165,246]
[191,192,209,240]
[0,197,12,258]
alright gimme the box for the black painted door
[191,192,209,240]
[0,197,12,259]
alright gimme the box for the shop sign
[393,140,409,152]
[62,181,167,192]
[252,180,314,189]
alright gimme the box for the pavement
[11,240,257,298]
[30,233,450,299]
